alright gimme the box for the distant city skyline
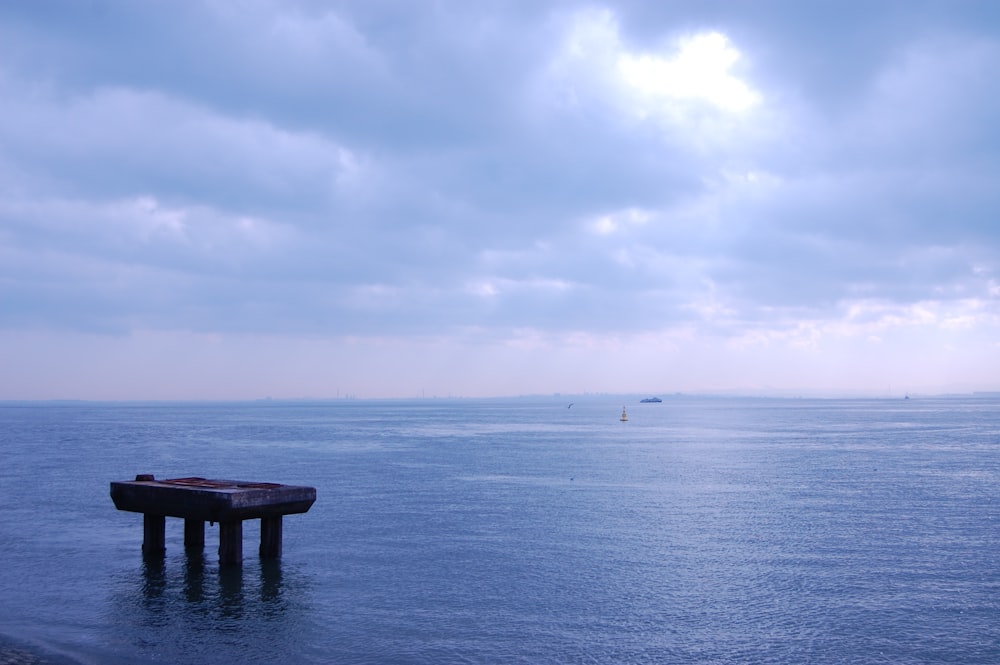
[1,1,998,400]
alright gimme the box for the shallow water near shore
[1,396,998,664]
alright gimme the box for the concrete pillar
[218,521,243,566]
[142,514,165,557]
[259,515,283,559]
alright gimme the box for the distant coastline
[3,391,1000,406]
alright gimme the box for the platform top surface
[112,476,314,493]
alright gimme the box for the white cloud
[618,32,760,112]
[0,194,292,264]
[587,207,652,235]
[469,281,500,298]
[542,9,761,128]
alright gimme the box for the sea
[0,396,997,664]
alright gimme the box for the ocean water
[0,396,997,664]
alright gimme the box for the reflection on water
[183,553,205,603]
[136,552,288,616]
[217,566,244,622]
[140,559,165,601]
[259,560,283,606]
[110,548,311,664]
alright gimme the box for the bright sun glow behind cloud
[618,32,759,112]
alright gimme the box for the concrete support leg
[142,514,166,557]
[184,519,205,551]
[218,521,243,566]
[259,515,283,559]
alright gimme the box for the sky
[1,0,999,400]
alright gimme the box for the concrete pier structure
[111,475,316,565]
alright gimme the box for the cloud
[618,31,760,112]
[0,0,998,397]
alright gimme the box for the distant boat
[620,407,628,422]
[640,397,662,403]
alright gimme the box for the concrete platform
[111,475,316,565]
